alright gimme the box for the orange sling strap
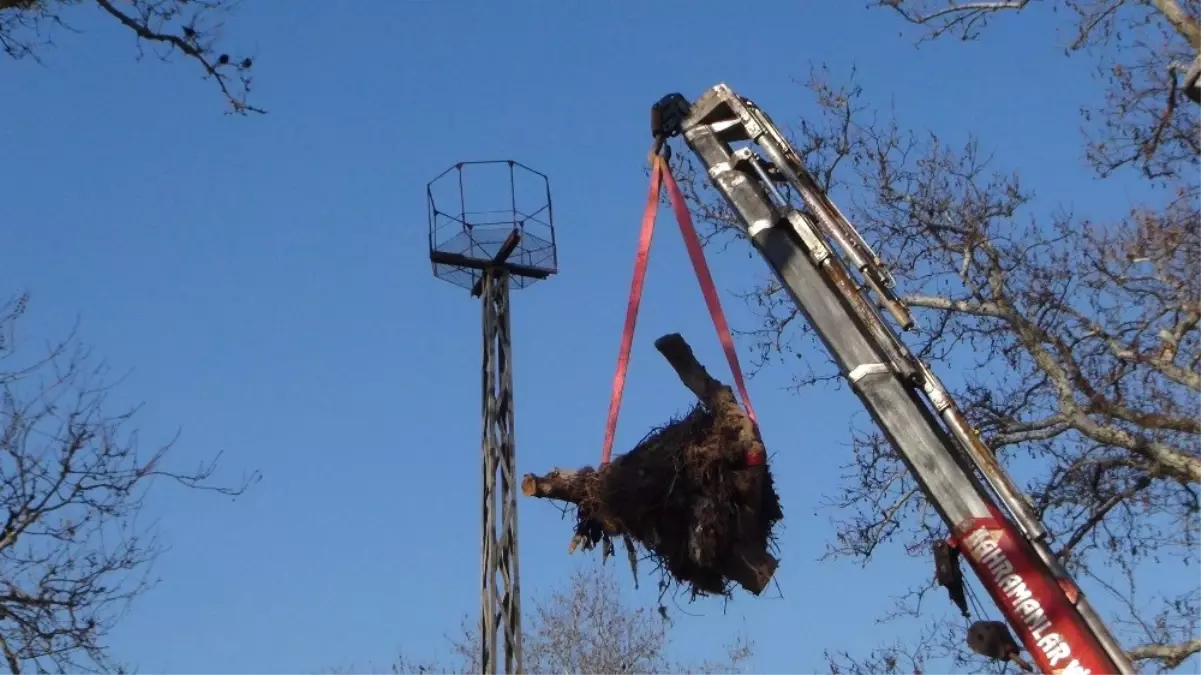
[599,154,760,467]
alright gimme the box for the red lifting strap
[599,155,759,467]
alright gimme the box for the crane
[650,84,1136,675]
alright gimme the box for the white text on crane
[964,527,1092,675]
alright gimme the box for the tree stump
[522,333,783,597]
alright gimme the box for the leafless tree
[879,0,1200,179]
[1,0,262,113]
[335,563,754,675]
[671,1,1199,673]
[0,293,259,673]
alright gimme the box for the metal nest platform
[427,160,558,293]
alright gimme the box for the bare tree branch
[1129,638,1201,670]
[0,292,260,672]
[879,0,1033,42]
[881,0,1200,183]
[1,0,263,113]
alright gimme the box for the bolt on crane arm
[657,84,1136,675]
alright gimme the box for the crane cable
[599,150,759,467]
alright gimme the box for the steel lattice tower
[427,161,558,675]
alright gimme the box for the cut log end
[521,468,589,501]
[723,543,779,596]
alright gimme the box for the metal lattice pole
[481,274,498,675]
[428,160,554,675]
[481,269,523,675]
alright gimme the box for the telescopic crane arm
[654,84,1136,675]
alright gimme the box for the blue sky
[3,1,1193,673]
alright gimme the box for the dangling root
[522,333,783,598]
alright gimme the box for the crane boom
[659,83,1135,675]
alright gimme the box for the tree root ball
[523,400,783,598]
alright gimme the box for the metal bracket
[650,93,692,139]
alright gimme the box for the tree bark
[652,333,766,463]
